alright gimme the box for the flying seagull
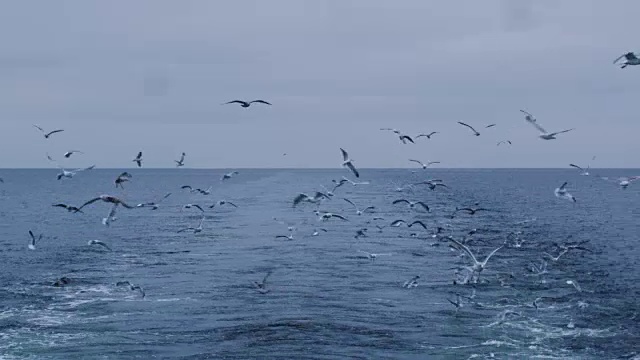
[223,99,272,107]
[408,220,428,230]
[357,250,391,261]
[56,165,96,180]
[497,140,512,146]
[415,132,439,140]
[177,216,205,234]
[392,199,430,212]
[87,239,112,251]
[413,179,448,191]
[116,281,145,298]
[292,192,330,207]
[253,271,273,294]
[221,171,239,181]
[613,52,640,69]
[314,210,348,222]
[209,199,238,209]
[132,152,143,167]
[569,163,590,176]
[52,203,83,213]
[343,198,375,215]
[114,172,132,189]
[447,237,503,277]
[175,152,186,167]
[33,125,64,139]
[183,204,205,212]
[341,176,369,186]
[63,150,83,158]
[403,275,420,289]
[409,159,440,169]
[136,192,172,210]
[28,230,43,250]
[455,207,489,215]
[523,112,574,140]
[554,182,576,202]
[340,148,360,178]
[448,294,463,313]
[77,195,135,212]
[485,124,496,128]
[457,122,480,136]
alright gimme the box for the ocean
[0,168,638,359]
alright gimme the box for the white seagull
[175,152,186,167]
[77,195,135,211]
[613,52,640,69]
[28,230,43,250]
[340,148,360,178]
[409,159,440,169]
[292,192,330,207]
[56,165,96,180]
[136,193,171,210]
[209,199,238,209]
[447,238,503,277]
[314,210,348,222]
[342,176,369,186]
[343,198,375,215]
[132,152,143,167]
[357,250,391,261]
[554,182,576,202]
[523,112,574,140]
[569,163,590,176]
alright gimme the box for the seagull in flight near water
[137,193,171,210]
[457,122,480,136]
[343,198,375,215]
[223,99,272,108]
[613,52,640,69]
[554,182,576,202]
[56,165,95,180]
[28,230,43,250]
[88,240,112,251]
[33,125,64,139]
[221,171,239,181]
[409,159,440,169]
[63,150,83,158]
[392,199,430,212]
[522,111,574,140]
[415,132,439,140]
[340,148,360,178]
[447,238,503,278]
[132,152,143,167]
[175,152,186,167]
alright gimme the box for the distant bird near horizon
[409,159,440,169]
[497,140,512,146]
[522,111,574,140]
[221,171,239,181]
[63,150,83,158]
[340,148,360,178]
[613,52,640,69]
[175,152,186,167]
[223,99,271,108]
[457,122,480,136]
[485,124,496,128]
[33,125,64,139]
[56,165,96,181]
[415,132,439,140]
[132,152,143,167]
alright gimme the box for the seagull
[497,140,512,146]
[56,165,95,180]
[181,185,195,192]
[77,195,135,212]
[63,150,83,158]
[447,238,503,276]
[87,240,112,251]
[178,216,205,234]
[606,176,640,189]
[403,275,420,288]
[114,172,132,189]
[523,113,574,140]
[223,99,272,107]
[175,152,186,167]
[312,228,328,236]
[519,109,536,122]
[275,234,295,240]
[392,199,430,212]
[28,230,43,250]
[195,186,212,195]
[544,249,569,262]
[331,178,349,193]
[221,171,239,181]
[292,192,330,207]
[390,219,407,227]
[569,163,590,176]
[415,132,439,140]
[314,210,348,222]
[485,124,496,128]
[343,198,375,215]
[33,125,64,139]
[340,148,360,178]
[408,220,428,230]
[357,250,391,261]
[132,152,143,167]
[409,159,440,169]
[455,207,489,215]
[52,203,83,213]
[183,204,205,212]
[413,179,448,190]
[448,294,463,312]
[253,271,273,294]
[137,193,171,210]
[354,228,368,239]
[613,52,640,69]
[554,182,576,202]
[457,122,480,136]
[116,281,145,298]
[209,199,238,208]
[398,133,414,144]
[566,280,582,292]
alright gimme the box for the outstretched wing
[331,214,348,221]
[569,164,583,171]
[224,100,246,105]
[77,197,102,211]
[549,128,574,137]
[33,124,44,133]
[346,162,359,178]
[343,198,357,209]
[249,100,272,105]
[45,129,64,137]
[293,193,308,207]
[415,202,430,212]
[392,199,410,205]
[525,116,547,134]
[409,159,423,166]
[340,148,349,161]
[408,220,427,230]
[457,122,478,134]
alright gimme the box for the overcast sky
[0,0,638,168]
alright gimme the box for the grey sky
[1,0,638,168]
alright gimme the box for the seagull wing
[409,159,424,166]
[390,219,406,226]
[77,197,102,211]
[485,124,496,128]
[447,237,479,265]
[525,117,547,134]
[330,214,348,221]
[346,162,360,178]
[569,164,584,171]
[613,53,627,64]
[28,230,36,244]
[340,148,349,161]
[343,198,357,209]
[293,193,309,207]
[482,246,503,265]
[408,220,427,230]
[262,271,273,285]
[33,124,45,133]
[457,122,478,134]
[45,129,64,137]
[548,128,574,136]
[249,100,272,105]
[400,135,414,143]
[192,204,204,212]
[227,201,238,208]
[415,202,430,211]
[224,100,247,105]
[363,206,376,212]
[392,199,410,205]
[559,182,568,190]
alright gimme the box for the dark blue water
[0,169,638,359]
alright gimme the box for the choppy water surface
[0,169,638,359]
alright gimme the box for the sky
[1,0,639,169]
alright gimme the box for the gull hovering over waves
[331,178,349,192]
[569,163,590,176]
[358,250,391,261]
[88,240,111,251]
[340,148,360,178]
[209,199,238,208]
[455,207,489,215]
[178,216,205,234]
[392,199,430,212]
[52,203,83,213]
[457,122,480,136]
[183,204,205,212]
[390,219,408,227]
[618,176,640,189]
[408,220,428,230]
[77,195,135,212]
[221,171,239,181]
[253,271,273,294]
[116,281,145,298]
[523,113,574,140]
[409,159,440,169]
[413,179,448,190]
[554,182,576,202]
[292,192,330,207]
[447,237,503,277]
[28,230,43,250]
[312,228,328,236]
[63,150,83,158]
[403,275,419,288]
[566,280,582,292]
[497,140,512,146]
[33,125,64,139]
[223,99,272,107]
[137,193,171,210]
[56,165,95,180]
[343,198,375,215]
[195,186,212,195]
[448,294,463,312]
[415,132,439,140]
[132,152,143,167]
[175,152,186,167]
[613,52,640,69]
[114,172,132,189]
[314,210,348,222]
